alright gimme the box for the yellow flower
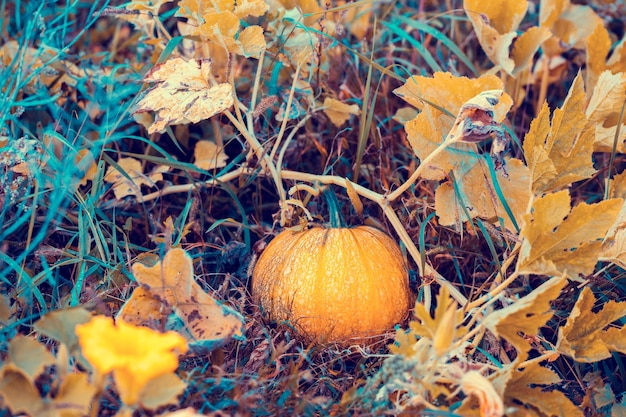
[76,316,188,406]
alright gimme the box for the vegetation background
[1,0,625,416]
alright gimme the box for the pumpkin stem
[323,187,345,228]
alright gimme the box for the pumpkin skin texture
[252,226,411,345]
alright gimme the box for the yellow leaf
[193,140,228,170]
[392,285,465,359]
[586,71,626,153]
[104,157,168,200]
[323,97,360,127]
[465,0,527,35]
[74,149,97,187]
[123,248,245,352]
[195,10,240,49]
[558,287,626,362]
[0,364,46,416]
[134,58,234,134]
[540,0,603,57]
[434,158,531,232]
[76,316,188,406]
[394,73,508,181]
[483,274,567,361]
[233,0,269,18]
[34,307,92,355]
[510,26,552,74]
[237,25,267,59]
[500,361,583,417]
[7,335,55,382]
[138,372,187,410]
[522,72,596,194]
[518,190,622,277]
[55,373,98,417]
[464,0,528,74]
[585,23,612,88]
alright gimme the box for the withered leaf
[523,72,596,194]
[483,274,567,361]
[558,287,626,362]
[119,248,245,352]
[518,190,622,278]
[497,361,583,417]
[134,58,234,134]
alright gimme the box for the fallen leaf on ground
[119,248,245,352]
[104,157,169,200]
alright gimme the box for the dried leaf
[122,248,245,352]
[74,149,97,186]
[558,287,626,362]
[435,158,531,232]
[539,0,603,57]
[237,25,267,59]
[510,26,552,74]
[523,72,596,194]
[601,192,626,268]
[499,361,583,417]
[0,365,46,416]
[55,373,98,417]
[104,157,168,200]
[464,0,537,74]
[323,98,360,127]
[34,307,92,354]
[391,286,465,359]
[394,73,510,181]
[460,371,504,417]
[193,141,228,171]
[586,71,626,153]
[134,58,234,134]
[7,335,55,382]
[139,372,187,410]
[463,0,528,74]
[518,190,622,277]
[483,274,567,361]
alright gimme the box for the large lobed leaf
[518,190,622,278]
[558,287,626,363]
[523,72,596,194]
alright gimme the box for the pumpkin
[251,225,411,344]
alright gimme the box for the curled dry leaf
[394,72,511,181]
[119,248,245,353]
[134,58,234,134]
[460,371,504,417]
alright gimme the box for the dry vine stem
[281,133,469,306]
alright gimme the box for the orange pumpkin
[251,225,411,344]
